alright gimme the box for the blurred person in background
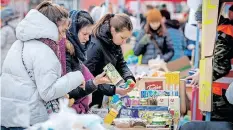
[140,5,155,29]
[1,1,85,129]
[1,7,17,69]
[160,9,186,61]
[166,19,186,61]
[133,9,174,64]
[88,5,95,13]
[85,13,136,108]
[90,2,114,23]
[160,8,171,21]
[123,9,137,37]
[90,6,102,23]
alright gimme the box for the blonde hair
[66,40,75,56]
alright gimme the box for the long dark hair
[92,13,133,37]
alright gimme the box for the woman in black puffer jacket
[84,13,136,108]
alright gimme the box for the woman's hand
[93,72,111,86]
[116,88,129,96]
[185,71,200,86]
[126,79,136,91]
[116,79,136,96]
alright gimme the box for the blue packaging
[140,90,179,98]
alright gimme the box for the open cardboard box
[166,56,191,78]
[136,77,189,116]
[137,56,191,78]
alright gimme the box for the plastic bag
[148,56,168,73]
[28,99,106,130]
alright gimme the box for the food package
[169,96,181,124]
[88,108,108,119]
[103,63,124,86]
[157,96,169,107]
[140,90,179,98]
[114,118,147,128]
[104,109,119,125]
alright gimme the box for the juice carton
[104,108,118,125]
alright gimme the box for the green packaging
[103,63,124,86]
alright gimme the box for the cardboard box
[169,96,180,124]
[166,56,191,78]
[136,77,166,91]
[169,96,180,111]
[199,57,213,112]
[201,0,219,57]
[140,90,179,98]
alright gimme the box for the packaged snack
[132,121,147,128]
[169,96,180,116]
[131,106,169,111]
[113,118,131,128]
[157,96,169,107]
[114,118,147,128]
[147,97,158,105]
[140,90,179,99]
[131,97,140,106]
[104,109,118,125]
[151,117,167,125]
[140,99,148,105]
[88,108,108,119]
[103,63,124,86]
[121,96,131,107]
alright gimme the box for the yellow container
[104,109,118,125]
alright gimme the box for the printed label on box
[169,96,180,110]
[140,90,179,98]
[145,81,163,90]
[157,96,169,107]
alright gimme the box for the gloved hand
[139,34,151,45]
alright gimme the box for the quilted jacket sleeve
[33,44,84,102]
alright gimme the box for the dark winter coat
[66,10,96,101]
[165,20,186,61]
[133,28,174,64]
[211,16,233,123]
[84,22,135,108]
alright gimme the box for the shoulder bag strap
[21,42,35,82]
